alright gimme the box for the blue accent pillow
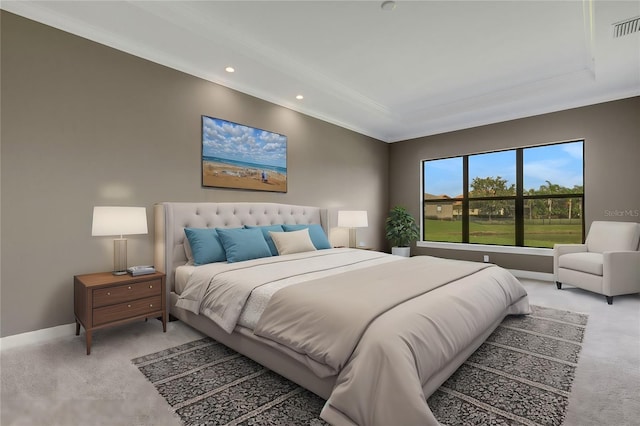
[183,228,226,266]
[282,224,332,250]
[244,225,284,256]
[216,227,272,263]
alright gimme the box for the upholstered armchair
[554,221,640,304]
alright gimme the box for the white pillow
[183,236,194,264]
[269,229,317,255]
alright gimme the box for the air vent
[613,16,640,38]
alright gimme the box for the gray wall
[2,10,638,338]
[389,96,640,272]
[0,12,389,337]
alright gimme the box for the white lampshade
[337,210,368,228]
[92,206,148,237]
[337,210,368,248]
[92,206,147,275]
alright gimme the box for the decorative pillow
[282,224,332,250]
[216,227,272,263]
[183,228,226,266]
[244,224,284,256]
[270,228,317,255]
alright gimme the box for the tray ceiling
[2,1,639,142]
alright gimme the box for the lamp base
[348,228,357,248]
[113,238,128,275]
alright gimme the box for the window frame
[420,140,585,250]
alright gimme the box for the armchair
[554,221,640,304]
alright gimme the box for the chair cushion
[586,221,640,253]
[559,252,603,276]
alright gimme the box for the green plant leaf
[385,206,419,247]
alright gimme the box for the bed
[154,202,530,425]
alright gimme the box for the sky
[202,116,287,168]
[424,141,583,197]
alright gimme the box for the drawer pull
[107,292,111,296]
[149,285,153,289]
[150,304,153,307]
[128,286,132,290]
[127,304,131,308]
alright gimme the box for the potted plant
[385,206,420,257]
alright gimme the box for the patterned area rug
[132,305,587,426]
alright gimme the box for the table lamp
[92,206,148,275]
[337,210,368,248]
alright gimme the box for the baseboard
[508,269,554,282]
[0,323,76,352]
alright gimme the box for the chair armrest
[603,251,640,296]
[554,244,587,256]
[553,244,587,280]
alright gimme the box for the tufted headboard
[154,202,328,295]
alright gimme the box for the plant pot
[391,247,410,257]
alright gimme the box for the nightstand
[74,271,166,355]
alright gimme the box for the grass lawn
[424,219,582,248]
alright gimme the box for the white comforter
[176,249,530,425]
[176,248,401,332]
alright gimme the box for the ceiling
[3,1,639,142]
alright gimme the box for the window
[423,157,463,242]
[422,141,584,248]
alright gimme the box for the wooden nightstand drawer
[93,295,162,326]
[74,271,166,355]
[93,279,161,308]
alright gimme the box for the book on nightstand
[127,265,156,276]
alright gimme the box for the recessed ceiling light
[296,95,304,100]
[225,66,235,73]
[381,1,396,11]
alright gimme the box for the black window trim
[421,140,585,248]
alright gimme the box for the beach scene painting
[201,116,287,192]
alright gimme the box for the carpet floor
[132,305,587,426]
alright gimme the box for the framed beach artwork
[201,116,287,193]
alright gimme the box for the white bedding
[252,257,529,425]
[174,249,530,425]
[176,248,401,331]
[175,264,195,295]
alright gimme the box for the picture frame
[201,116,287,193]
